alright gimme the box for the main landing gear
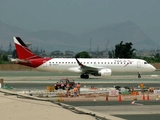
[80,74,89,79]
[138,72,141,78]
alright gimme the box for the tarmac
[1,85,160,120]
[0,88,124,120]
[0,70,160,120]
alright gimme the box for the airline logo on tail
[13,37,51,68]
[14,37,42,60]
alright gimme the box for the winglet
[75,58,84,66]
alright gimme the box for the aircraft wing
[75,58,105,73]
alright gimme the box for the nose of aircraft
[151,65,156,71]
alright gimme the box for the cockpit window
[144,62,148,64]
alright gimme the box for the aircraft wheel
[80,74,89,79]
[62,86,66,90]
[80,74,84,78]
[85,74,89,79]
[138,74,141,78]
[138,72,141,78]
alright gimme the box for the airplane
[11,37,156,79]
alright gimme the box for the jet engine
[98,69,112,76]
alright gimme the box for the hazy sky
[0,0,160,43]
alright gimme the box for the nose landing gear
[138,72,141,78]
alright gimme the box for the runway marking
[131,101,143,105]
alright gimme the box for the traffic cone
[93,92,96,101]
[156,95,159,100]
[106,94,108,101]
[147,93,150,100]
[118,94,122,102]
[142,94,145,100]
[93,95,96,101]
[84,82,86,88]
[133,92,137,100]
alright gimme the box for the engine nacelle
[98,69,112,76]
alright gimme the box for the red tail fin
[13,37,42,60]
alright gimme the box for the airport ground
[0,70,160,120]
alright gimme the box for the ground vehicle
[54,78,75,90]
[114,85,130,94]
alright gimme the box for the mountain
[26,30,79,51]
[0,21,27,48]
[0,21,79,52]
[0,20,157,52]
[78,21,157,51]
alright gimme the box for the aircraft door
[137,61,141,68]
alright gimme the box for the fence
[0,64,34,71]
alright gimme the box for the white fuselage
[36,58,156,73]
